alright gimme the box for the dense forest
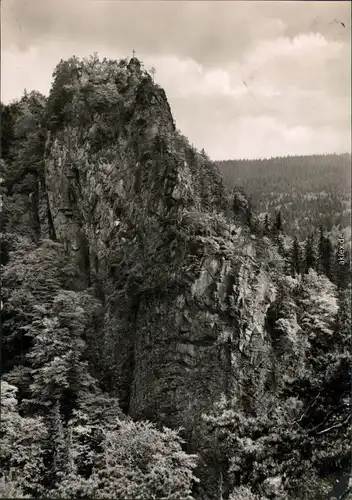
[0,54,351,500]
[217,154,351,241]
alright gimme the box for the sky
[1,0,351,160]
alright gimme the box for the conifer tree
[332,240,351,290]
[264,213,270,235]
[318,226,333,279]
[291,236,301,276]
[49,399,68,488]
[318,226,325,272]
[304,232,318,273]
[323,237,333,279]
[275,235,290,276]
[273,209,283,234]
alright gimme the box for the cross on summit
[132,49,136,58]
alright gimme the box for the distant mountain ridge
[217,153,351,240]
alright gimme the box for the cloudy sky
[2,0,351,160]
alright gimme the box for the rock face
[43,57,282,498]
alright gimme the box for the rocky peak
[40,55,282,498]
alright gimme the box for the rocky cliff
[2,55,350,500]
[32,55,298,497]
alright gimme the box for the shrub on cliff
[46,54,129,133]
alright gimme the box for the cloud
[170,95,351,160]
[1,0,350,159]
[3,0,350,65]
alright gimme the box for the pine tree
[323,237,333,279]
[318,226,325,271]
[273,209,283,234]
[332,239,351,290]
[264,213,270,235]
[318,226,333,279]
[275,235,291,276]
[304,233,317,273]
[291,236,301,276]
[50,399,68,487]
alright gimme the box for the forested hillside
[217,154,351,241]
[1,55,351,500]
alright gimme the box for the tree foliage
[218,154,351,241]
[204,269,351,500]
[0,381,47,496]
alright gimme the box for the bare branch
[317,414,351,435]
